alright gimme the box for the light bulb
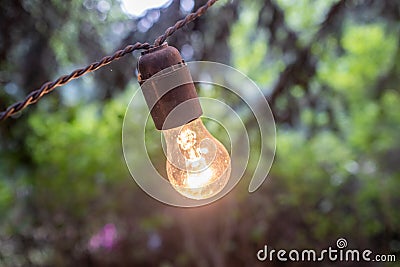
[163,118,231,199]
[137,43,231,200]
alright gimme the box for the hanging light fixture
[137,43,231,200]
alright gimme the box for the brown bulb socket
[137,43,202,130]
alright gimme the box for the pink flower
[89,223,117,251]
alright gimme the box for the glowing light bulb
[137,43,231,200]
[163,118,231,200]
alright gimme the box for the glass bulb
[163,118,231,200]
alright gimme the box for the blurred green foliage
[1,0,400,266]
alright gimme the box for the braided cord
[154,0,218,46]
[0,0,220,122]
[0,42,150,121]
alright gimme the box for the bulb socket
[137,43,202,130]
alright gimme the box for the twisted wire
[154,0,219,46]
[0,42,150,121]
[0,0,220,122]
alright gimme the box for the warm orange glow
[186,168,214,188]
[163,118,231,200]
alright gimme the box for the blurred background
[1,0,400,266]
